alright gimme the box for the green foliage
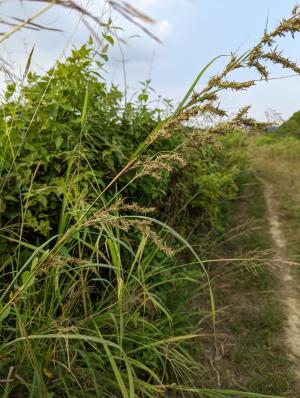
[169,133,248,234]
[275,110,300,138]
[0,231,206,397]
[0,44,173,242]
[254,135,300,161]
[0,43,245,254]
[254,134,278,146]
[0,43,251,398]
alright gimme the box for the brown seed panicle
[86,198,173,257]
[133,153,186,181]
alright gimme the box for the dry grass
[250,136,300,263]
[251,137,300,196]
[0,0,159,44]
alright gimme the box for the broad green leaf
[105,35,114,45]
[55,137,64,149]
[31,257,39,271]
[0,303,11,323]
[59,246,70,257]
[21,271,35,288]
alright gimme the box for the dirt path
[262,181,300,382]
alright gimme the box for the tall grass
[1,3,300,397]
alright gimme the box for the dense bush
[166,133,248,235]
[0,42,247,397]
[0,43,246,256]
[0,44,172,240]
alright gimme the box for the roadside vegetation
[1,3,300,397]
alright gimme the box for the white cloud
[158,20,171,38]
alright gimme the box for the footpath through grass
[198,174,296,396]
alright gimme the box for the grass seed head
[134,153,186,180]
[292,4,300,16]
[217,80,256,91]
[262,51,300,74]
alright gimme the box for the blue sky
[1,0,300,120]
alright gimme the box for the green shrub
[167,133,248,235]
[0,43,246,258]
[0,42,248,398]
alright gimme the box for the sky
[1,0,300,120]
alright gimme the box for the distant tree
[276,111,300,138]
